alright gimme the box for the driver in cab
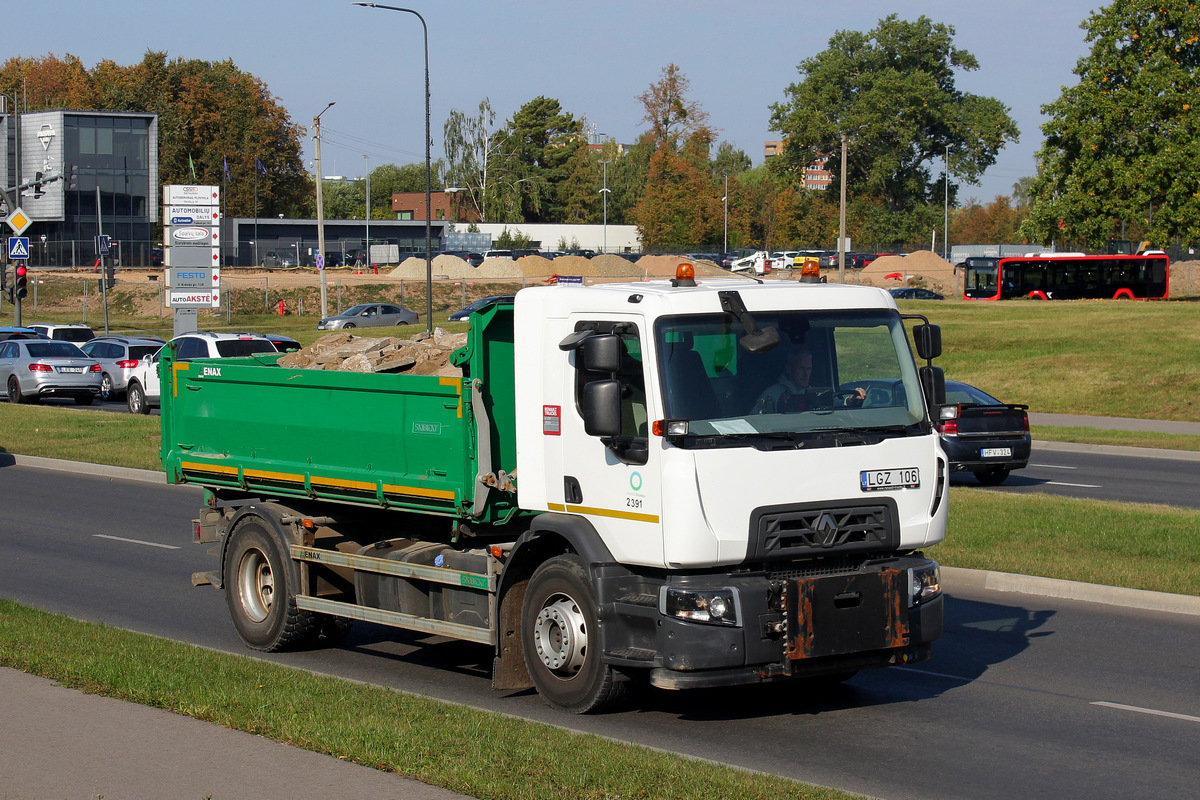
[755,347,865,413]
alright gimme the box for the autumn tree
[951,196,1028,244]
[1021,1,1200,247]
[2,52,309,218]
[769,15,1019,243]
[631,65,725,250]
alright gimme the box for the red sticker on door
[543,405,561,435]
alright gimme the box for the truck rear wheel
[521,554,623,713]
[224,518,319,651]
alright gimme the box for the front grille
[749,500,899,560]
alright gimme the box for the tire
[99,373,115,401]
[975,467,1011,486]
[223,518,320,651]
[521,554,624,713]
[7,377,35,404]
[342,323,356,329]
[75,394,95,406]
[127,381,150,415]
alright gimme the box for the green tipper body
[160,304,520,525]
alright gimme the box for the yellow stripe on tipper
[383,483,456,500]
[244,468,305,483]
[440,376,464,418]
[181,460,238,476]
[172,362,190,397]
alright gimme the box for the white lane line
[94,534,179,550]
[1046,481,1103,488]
[1030,464,1078,470]
[1092,701,1200,724]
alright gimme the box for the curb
[0,453,166,484]
[941,566,1200,617]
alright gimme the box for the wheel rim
[129,387,142,412]
[236,547,274,623]
[100,374,113,399]
[7,378,17,403]
[532,593,587,674]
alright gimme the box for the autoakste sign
[168,290,218,307]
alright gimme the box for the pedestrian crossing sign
[7,237,30,259]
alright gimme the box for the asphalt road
[2,464,1199,800]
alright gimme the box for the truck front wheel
[224,518,319,651]
[521,554,624,713]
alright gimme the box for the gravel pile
[386,253,730,283]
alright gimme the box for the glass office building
[2,110,158,267]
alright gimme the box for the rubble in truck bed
[276,329,469,377]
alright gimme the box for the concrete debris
[277,329,468,376]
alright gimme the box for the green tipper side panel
[160,305,519,523]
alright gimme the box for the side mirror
[579,334,622,373]
[581,379,622,436]
[920,365,946,409]
[913,324,942,360]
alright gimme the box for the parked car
[448,295,516,322]
[26,323,96,343]
[483,250,514,260]
[80,335,167,400]
[0,326,43,342]
[768,251,801,270]
[511,249,542,259]
[563,249,597,258]
[888,288,945,300]
[261,251,297,269]
[317,302,419,331]
[443,250,485,267]
[125,331,281,415]
[0,338,102,405]
[263,333,302,352]
[937,380,1031,485]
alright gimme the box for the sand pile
[859,250,956,294]
[383,252,731,284]
[277,329,468,376]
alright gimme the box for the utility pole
[364,154,371,271]
[313,101,335,318]
[838,133,848,283]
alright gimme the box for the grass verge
[0,402,162,470]
[1031,425,1200,452]
[0,598,855,800]
[934,488,1200,595]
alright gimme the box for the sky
[10,0,1106,203]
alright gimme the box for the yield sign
[6,207,32,235]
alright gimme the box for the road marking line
[894,666,971,682]
[1092,701,1200,724]
[1030,464,1078,470]
[94,534,179,550]
[1046,481,1103,488]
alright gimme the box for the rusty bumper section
[784,568,910,659]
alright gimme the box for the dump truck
[164,266,948,712]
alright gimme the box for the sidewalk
[0,667,473,800]
[1029,411,1200,436]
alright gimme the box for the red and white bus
[963,253,1169,301]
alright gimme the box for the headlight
[661,586,740,626]
[908,563,941,607]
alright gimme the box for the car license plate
[59,367,84,373]
[981,447,1012,458]
[861,467,920,492]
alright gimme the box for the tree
[442,98,498,221]
[487,96,583,223]
[768,15,1019,242]
[951,196,1028,244]
[2,52,310,218]
[1021,1,1200,247]
[631,65,724,250]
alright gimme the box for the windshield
[26,342,88,358]
[654,309,926,444]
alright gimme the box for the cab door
[555,319,663,567]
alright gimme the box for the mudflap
[784,568,909,660]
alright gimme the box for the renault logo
[813,512,841,546]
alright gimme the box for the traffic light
[14,264,28,300]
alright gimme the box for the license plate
[59,367,84,374]
[860,467,920,492]
[981,447,1012,458]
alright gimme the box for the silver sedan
[0,339,103,405]
[317,302,419,330]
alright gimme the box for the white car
[26,323,96,344]
[126,331,280,414]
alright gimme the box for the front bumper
[600,555,943,690]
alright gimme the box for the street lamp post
[354,2,433,335]
[313,101,335,318]
[838,132,848,284]
[364,154,371,270]
[599,159,611,254]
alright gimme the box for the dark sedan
[937,380,1030,484]
[889,287,945,300]
[448,295,515,322]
